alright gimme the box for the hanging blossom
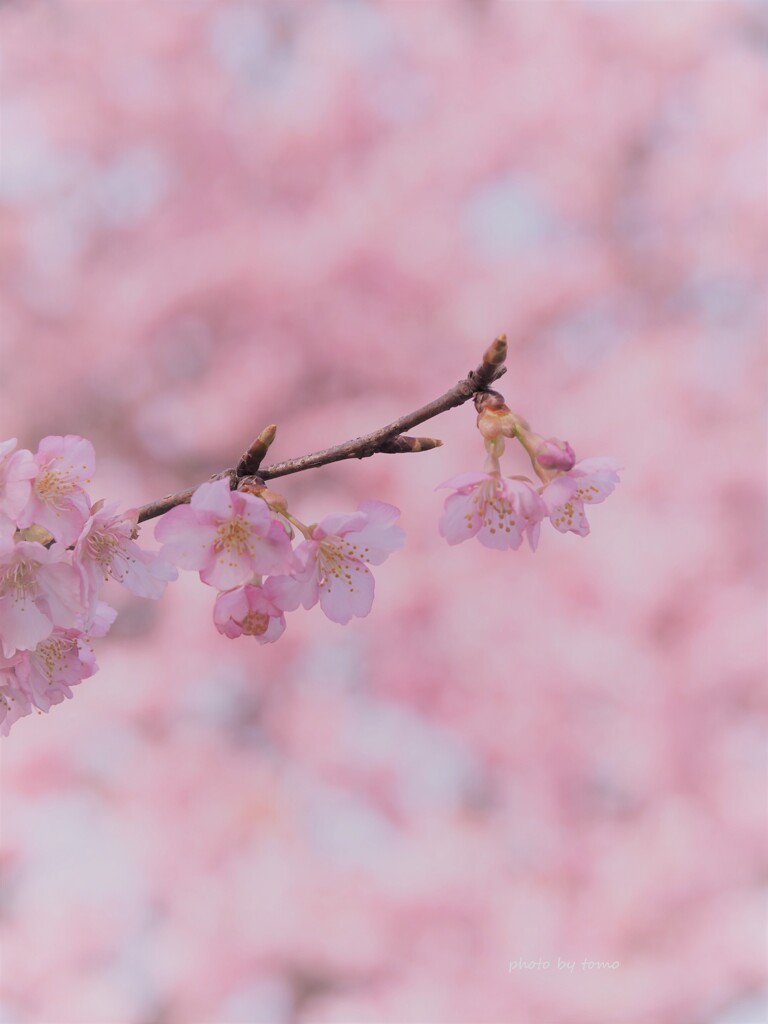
[268,501,405,625]
[437,460,544,551]
[540,457,622,536]
[437,388,620,549]
[0,435,180,735]
[154,477,295,591]
[213,579,287,644]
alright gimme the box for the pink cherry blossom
[0,439,36,524]
[540,457,622,536]
[16,435,96,545]
[0,601,114,733]
[74,501,177,615]
[14,627,98,713]
[154,478,295,591]
[437,469,545,551]
[0,541,83,657]
[0,627,100,735]
[213,579,287,643]
[268,501,405,625]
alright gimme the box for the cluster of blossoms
[0,372,619,734]
[437,389,621,550]
[154,479,405,645]
[0,436,177,736]
[0,435,406,736]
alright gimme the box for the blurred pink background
[1,2,766,1022]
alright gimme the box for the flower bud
[236,424,277,476]
[535,438,576,472]
[482,334,507,368]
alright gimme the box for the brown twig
[135,336,508,525]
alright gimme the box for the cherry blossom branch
[135,336,508,525]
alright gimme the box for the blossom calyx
[474,392,522,442]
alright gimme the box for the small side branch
[136,336,508,525]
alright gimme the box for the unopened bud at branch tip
[237,425,278,476]
[482,334,508,368]
[259,424,277,447]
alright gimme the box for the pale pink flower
[154,477,295,590]
[540,457,621,536]
[268,500,405,625]
[16,435,96,545]
[0,541,83,657]
[75,501,177,614]
[0,438,36,524]
[213,579,286,643]
[437,470,545,551]
[0,608,112,733]
[13,627,97,713]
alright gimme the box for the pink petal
[190,478,234,518]
[313,510,367,540]
[258,614,286,644]
[439,491,481,545]
[435,471,492,491]
[318,563,374,624]
[234,491,274,535]
[213,587,250,637]
[0,595,52,656]
[250,519,296,575]
[36,435,96,483]
[154,506,215,569]
[350,501,405,564]
[36,561,83,628]
[199,551,254,591]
